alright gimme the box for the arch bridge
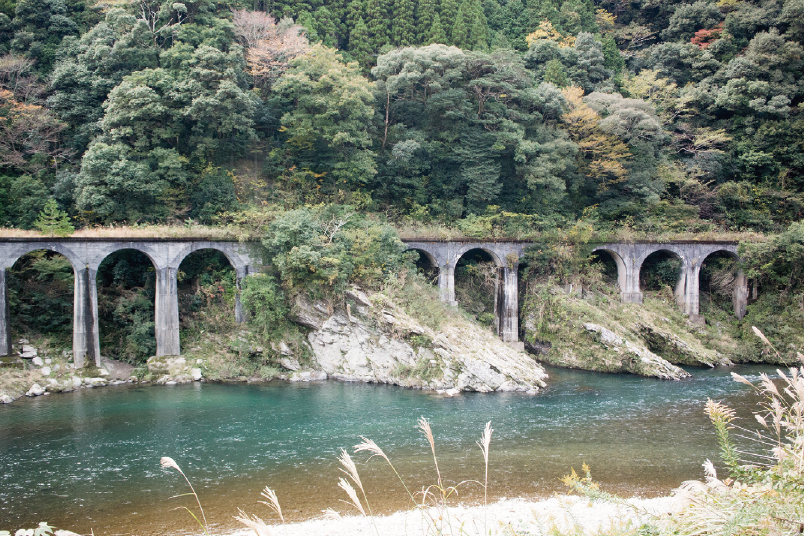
[590,241,748,322]
[1,238,749,366]
[402,240,527,344]
[0,238,259,367]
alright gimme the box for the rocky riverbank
[521,283,740,380]
[0,339,137,404]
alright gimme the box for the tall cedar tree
[426,12,447,44]
[391,0,416,46]
[416,0,437,43]
[365,0,391,49]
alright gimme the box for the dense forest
[1,0,803,228]
[2,0,804,364]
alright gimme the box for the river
[0,364,778,535]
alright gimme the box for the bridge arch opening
[177,249,237,350]
[96,249,156,364]
[700,250,747,319]
[454,248,501,328]
[590,249,625,292]
[639,250,682,295]
[408,248,439,284]
[7,250,75,355]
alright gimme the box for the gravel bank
[225,494,685,536]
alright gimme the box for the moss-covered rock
[522,283,739,379]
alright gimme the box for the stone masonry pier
[0,238,259,367]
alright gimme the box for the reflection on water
[0,364,778,535]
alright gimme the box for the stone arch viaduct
[0,238,747,366]
[0,238,259,367]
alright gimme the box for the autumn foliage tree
[0,89,68,173]
[232,9,309,93]
[561,86,629,193]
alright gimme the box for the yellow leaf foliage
[525,21,576,48]
[561,86,630,191]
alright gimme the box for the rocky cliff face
[522,284,733,380]
[288,289,548,393]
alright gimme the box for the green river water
[0,364,778,535]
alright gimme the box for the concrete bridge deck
[1,237,747,367]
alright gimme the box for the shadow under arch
[408,248,439,284]
[700,249,747,319]
[95,249,157,364]
[638,249,684,301]
[6,249,75,355]
[176,248,237,351]
[453,247,503,330]
[590,248,626,293]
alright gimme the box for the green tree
[365,0,391,50]
[426,12,447,44]
[312,6,338,47]
[439,0,458,41]
[543,57,568,86]
[390,0,416,45]
[274,45,376,194]
[348,16,373,68]
[415,0,437,42]
[452,2,469,47]
[34,198,74,236]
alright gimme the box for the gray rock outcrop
[582,323,690,380]
[294,290,547,393]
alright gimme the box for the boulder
[290,294,332,329]
[41,366,51,376]
[31,356,44,367]
[147,355,188,376]
[289,370,328,382]
[0,394,14,404]
[636,322,730,367]
[20,345,38,359]
[26,383,45,396]
[191,368,203,381]
[279,357,301,371]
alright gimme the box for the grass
[0,224,247,240]
[230,417,495,536]
[0,219,770,245]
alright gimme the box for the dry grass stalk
[417,417,442,489]
[258,487,284,523]
[337,477,366,515]
[160,456,209,534]
[477,421,493,508]
[234,508,273,536]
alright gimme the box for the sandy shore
[224,494,685,536]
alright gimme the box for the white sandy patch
[225,494,685,536]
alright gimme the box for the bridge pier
[73,266,101,368]
[1,269,10,356]
[733,270,748,320]
[620,255,643,304]
[498,264,519,342]
[155,266,181,357]
[437,264,457,305]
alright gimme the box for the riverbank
[225,494,686,536]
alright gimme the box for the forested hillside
[0,0,803,230]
